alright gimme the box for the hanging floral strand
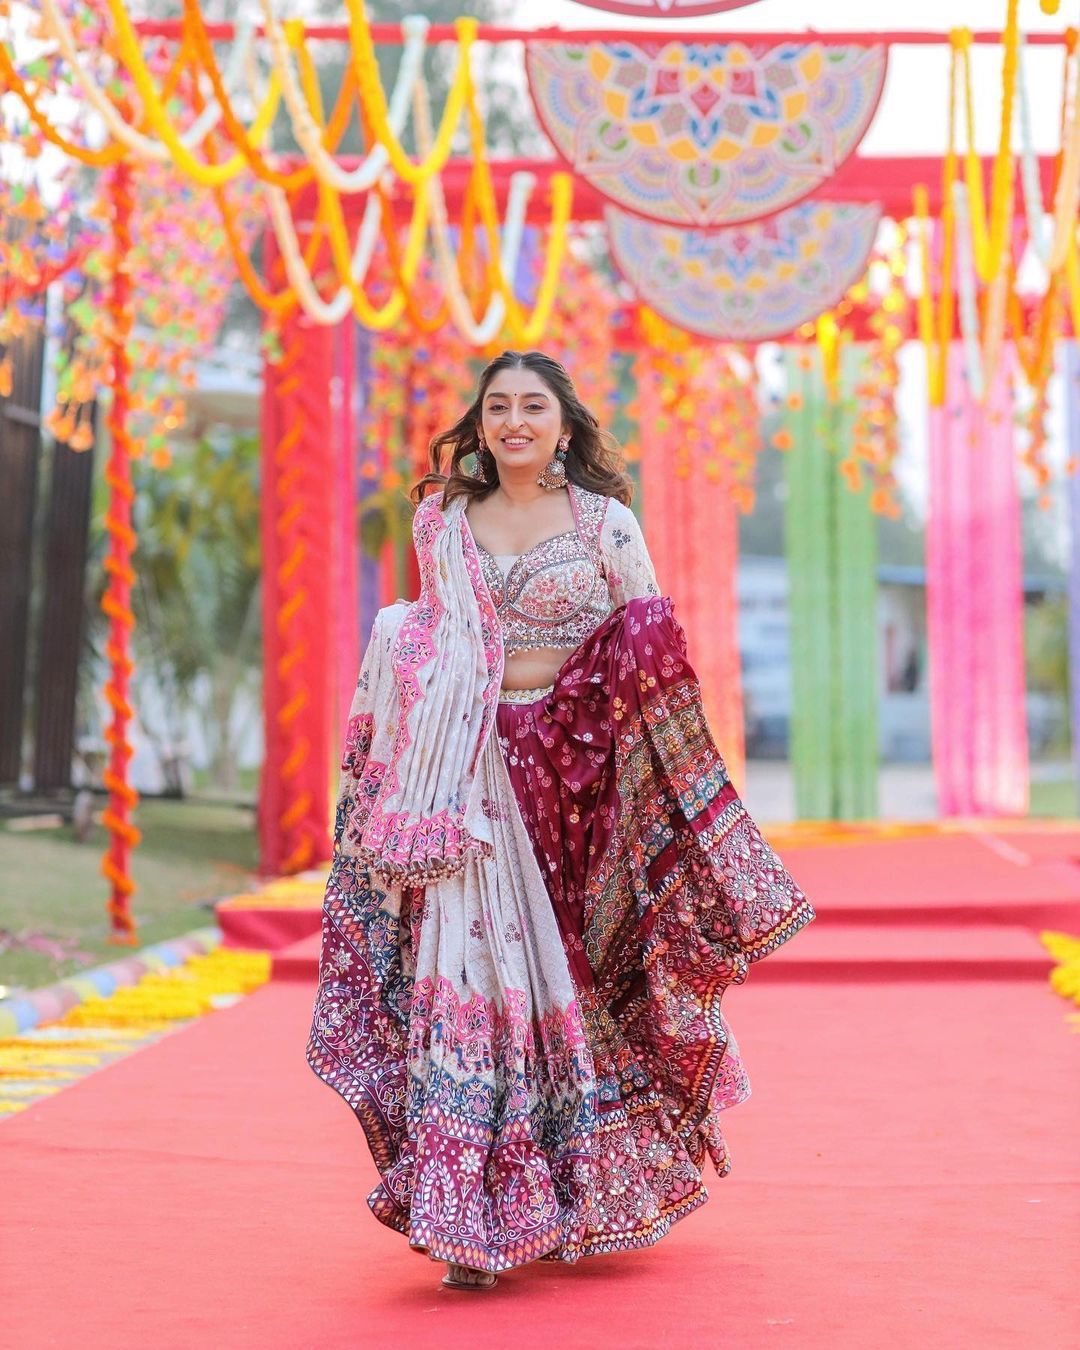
[99,157,140,945]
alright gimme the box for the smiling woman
[469,368,586,688]
[417,351,645,690]
[306,350,814,1291]
[481,377,565,483]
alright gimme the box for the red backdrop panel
[258,313,337,875]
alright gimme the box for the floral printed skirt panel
[307,598,814,1272]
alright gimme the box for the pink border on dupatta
[356,496,506,880]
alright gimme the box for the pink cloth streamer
[927,344,1029,816]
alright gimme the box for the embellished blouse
[470,483,660,656]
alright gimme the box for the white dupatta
[337,492,504,884]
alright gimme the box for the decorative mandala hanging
[605,200,882,341]
[526,40,887,227]
[566,1,766,13]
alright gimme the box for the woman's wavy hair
[410,350,633,509]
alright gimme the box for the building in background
[738,556,1069,762]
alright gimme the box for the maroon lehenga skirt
[491,597,812,1248]
[308,596,813,1268]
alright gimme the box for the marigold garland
[922,35,960,407]
[413,75,535,344]
[0,165,98,363]
[38,0,283,183]
[43,73,262,464]
[5,0,573,346]
[634,307,761,510]
[1014,31,1079,269]
[918,13,1079,416]
[258,4,430,196]
[99,159,140,944]
[269,320,321,876]
[343,0,475,187]
[456,66,573,346]
[375,176,450,333]
[0,35,125,167]
[955,7,1019,289]
[272,34,433,331]
[181,0,356,194]
[1042,931,1080,1015]
[843,235,909,517]
[541,249,618,431]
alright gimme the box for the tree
[124,428,262,793]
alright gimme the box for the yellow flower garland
[182,0,356,193]
[962,1,1019,288]
[291,36,430,331]
[1042,931,1080,1011]
[9,1,573,345]
[924,36,961,407]
[259,6,431,197]
[33,0,280,180]
[913,182,939,396]
[344,0,475,186]
[920,9,1074,407]
[93,0,281,185]
[457,65,573,346]
[1048,34,1080,272]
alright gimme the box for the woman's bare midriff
[502,646,576,690]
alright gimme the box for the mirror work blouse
[472,484,660,656]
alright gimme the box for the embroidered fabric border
[459,504,505,772]
[311,596,815,1273]
[346,494,505,885]
[309,731,601,1273]
[472,484,614,658]
[498,684,555,704]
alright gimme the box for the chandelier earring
[537,434,570,491]
[471,434,489,482]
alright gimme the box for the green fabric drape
[782,345,879,820]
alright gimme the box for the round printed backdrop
[565,1,767,13]
[527,40,887,228]
[605,200,883,341]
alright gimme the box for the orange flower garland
[99,159,141,943]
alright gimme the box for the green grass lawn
[1029,777,1078,818]
[0,797,259,996]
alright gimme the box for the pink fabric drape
[638,374,746,791]
[927,344,1029,816]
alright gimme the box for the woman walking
[307,350,814,1290]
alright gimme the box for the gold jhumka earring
[471,436,489,481]
[537,435,569,490]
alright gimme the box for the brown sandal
[441,1262,498,1291]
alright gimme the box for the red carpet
[219,904,321,951]
[224,832,1080,957]
[273,922,1054,984]
[7,829,1080,1347]
[781,832,1080,928]
[4,966,1078,1347]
